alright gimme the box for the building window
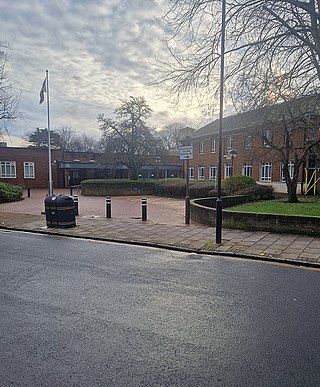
[189,166,194,180]
[198,165,205,180]
[224,163,232,178]
[211,139,216,153]
[199,141,204,154]
[226,136,234,150]
[209,165,217,180]
[260,162,272,182]
[263,130,272,147]
[0,161,16,178]
[24,162,35,179]
[242,162,252,177]
[281,160,294,181]
[245,134,252,150]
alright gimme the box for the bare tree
[240,95,320,203]
[56,125,77,151]
[0,42,19,134]
[158,122,185,150]
[73,133,98,152]
[98,96,166,180]
[157,1,320,104]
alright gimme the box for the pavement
[1,188,320,269]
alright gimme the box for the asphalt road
[1,230,320,387]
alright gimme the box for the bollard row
[70,195,148,221]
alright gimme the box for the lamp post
[216,0,226,244]
[180,127,195,225]
[37,127,53,195]
[228,148,237,176]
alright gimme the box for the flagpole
[45,70,53,195]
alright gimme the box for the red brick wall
[190,127,305,183]
[0,147,98,189]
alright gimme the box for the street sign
[179,145,194,160]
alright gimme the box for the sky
[0,0,210,147]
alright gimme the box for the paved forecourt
[0,189,320,268]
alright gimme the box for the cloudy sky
[1,0,208,146]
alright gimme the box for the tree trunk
[129,166,139,180]
[286,180,299,203]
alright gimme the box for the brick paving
[0,189,320,268]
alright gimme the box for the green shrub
[222,175,256,195]
[154,179,186,197]
[154,179,215,198]
[239,184,275,201]
[189,180,215,198]
[0,182,23,203]
[81,178,215,198]
[81,179,155,195]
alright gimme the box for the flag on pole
[39,78,47,105]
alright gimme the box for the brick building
[0,143,182,189]
[188,97,320,194]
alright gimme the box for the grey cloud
[0,0,195,145]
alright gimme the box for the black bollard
[73,195,79,216]
[27,187,31,198]
[141,197,147,221]
[106,196,112,218]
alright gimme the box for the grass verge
[229,198,320,217]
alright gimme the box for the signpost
[180,145,194,224]
[179,145,194,160]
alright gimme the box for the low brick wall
[190,197,320,236]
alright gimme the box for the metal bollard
[106,196,112,218]
[141,197,147,221]
[73,195,79,216]
[70,186,73,196]
[27,187,31,198]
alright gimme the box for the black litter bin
[44,194,76,228]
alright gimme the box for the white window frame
[263,130,272,147]
[245,134,252,150]
[227,136,234,150]
[189,166,194,180]
[199,141,204,154]
[224,163,232,178]
[209,165,217,180]
[281,160,294,182]
[260,162,272,182]
[211,139,216,153]
[198,165,205,180]
[24,162,35,179]
[242,162,253,177]
[0,161,16,178]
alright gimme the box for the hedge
[80,177,274,201]
[0,182,23,203]
[81,178,215,198]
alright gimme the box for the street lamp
[216,0,226,244]
[228,148,237,176]
[180,127,195,225]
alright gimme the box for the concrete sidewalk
[0,189,320,268]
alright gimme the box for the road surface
[1,230,319,386]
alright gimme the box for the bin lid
[44,194,74,205]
